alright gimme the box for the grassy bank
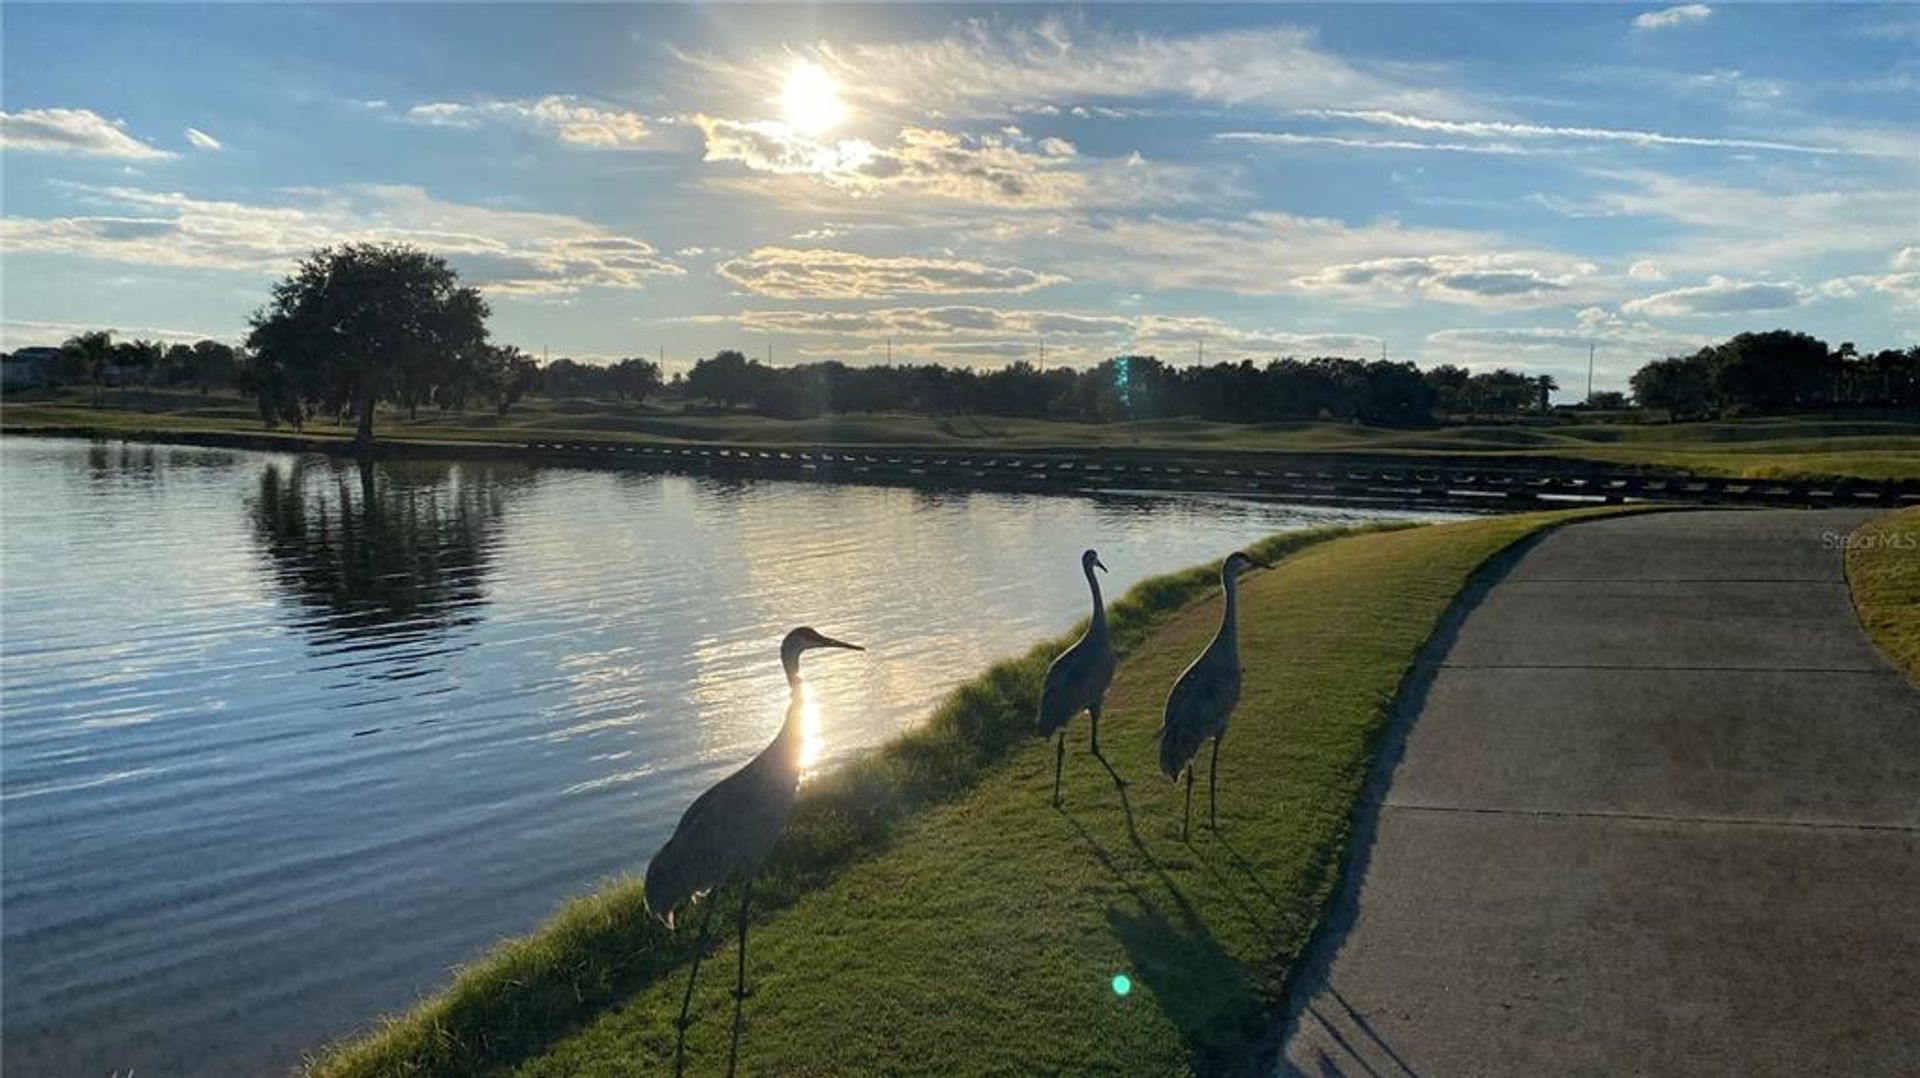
[311,507,1624,1077]
[1847,507,1920,683]
[7,389,1918,482]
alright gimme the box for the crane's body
[644,626,861,1077]
[642,694,804,924]
[1159,552,1262,837]
[1038,549,1115,805]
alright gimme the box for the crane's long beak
[1094,556,1109,573]
[818,635,864,651]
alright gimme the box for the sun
[779,59,845,136]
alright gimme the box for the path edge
[1260,507,1672,1074]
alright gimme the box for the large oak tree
[246,244,490,449]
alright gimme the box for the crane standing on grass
[1038,549,1118,806]
[645,626,864,1076]
[1159,551,1265,839]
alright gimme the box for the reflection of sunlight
[780,59,845,135]
[799,681,824,777]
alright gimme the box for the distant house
[1,346,63,390]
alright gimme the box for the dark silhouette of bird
[1038,548,1118,805]
[645,626,863,1077]
[1158,551,1265,839]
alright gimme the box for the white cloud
[693,117,1081,206]
[692,117,1216,209]
[1634,5,1713,31]
[1819,272,1920,308]
[716,247,1065,299]
[1628,260,1668,281]
[0,184,681,296]
[1299,108,1847,156]
[1,107,172,159]
[405,96,650,148]
[1622,275,1811,317]
[1294,254,1591,304]
[679,18,1469,121]
[1047,210,1595,306]
[1577,170,1920,272]
[184,127,222,151]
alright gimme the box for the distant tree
[488,346,540,414]
[1423,363,1472,416]
[189,340,240,392]
[114,338,164,404]
[245,244,490,449]
[60,330,115,405]
[1630,353,1717,420]
[608,357,664,403]
[163,343,197,387]
[1706,330,1833,414]
[1586,390,1629,410]
[685,349,758,408]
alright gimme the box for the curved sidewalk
[1278,509,1920,1077]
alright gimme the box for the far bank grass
[312,508,1625,1077]
[1848,507,1920,683]
[7,389,1918,482]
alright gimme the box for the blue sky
[3,3,1915,395]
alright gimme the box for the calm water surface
[0,437,1459,1076]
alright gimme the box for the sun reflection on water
[798,681,827,778]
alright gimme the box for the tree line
[29,243,1917,445]
[1628,331,1917,419]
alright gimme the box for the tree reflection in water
[249,457,525,650]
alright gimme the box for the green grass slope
[312,507,1622,1077]
[1847,506,1920,684]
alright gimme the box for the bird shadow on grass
[1064,812,1267,1077]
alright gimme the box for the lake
[0,436,1461,1076]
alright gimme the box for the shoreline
[7,421,1913,511]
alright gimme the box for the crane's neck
[1217,568,1241,658]
[1084,560,1107,631]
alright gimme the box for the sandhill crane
[1158,551,1265,839]
[645,626,863,1075]
[1038,549,1118,805]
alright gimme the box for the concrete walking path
[1278,509,1920,1077]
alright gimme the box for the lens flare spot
[1111,973,1133,997]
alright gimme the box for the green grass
[6,388,1918,482]
[1847,507,1920,684]
[309,507,1625,1077]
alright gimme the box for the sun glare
[780,59,845,135]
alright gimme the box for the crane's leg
[673,898,719,1078]
[1089,703,1126,788]
[1052,732,1065,808]
[733,875,754,1000]
[1208,736,1221,830]
[726,876,754,1078]
[1182,767,1194,841]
